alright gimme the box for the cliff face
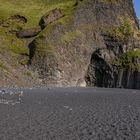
[86,47,140,89]
[29,0,140,88]
[0,0,140,88]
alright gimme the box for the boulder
[39,8,64,29]
[16,27,41,38]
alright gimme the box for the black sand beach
[0,87,140,140]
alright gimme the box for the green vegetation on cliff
[115,49,140,71]
[0,0,78,27]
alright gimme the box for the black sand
[0,87,140,140]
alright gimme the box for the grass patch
[34,36,54,55]
[104,24,133,42]
[115,49,140,71]
[0,0,77,28]
[9,45,28,55]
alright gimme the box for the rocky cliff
[0,0,140,88]
[29,0,140,88]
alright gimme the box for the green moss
[102,25,132,42]
[34,35,54,57]
[0,27,28,56]
[115,49,140,71]
[25,71,32,77]
[0,27,7,35]
[9,45,28,55]
[61,29,84,44]
[117,23,133,37]
[19,59,28,65]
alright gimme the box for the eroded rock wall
[29,0,140,88]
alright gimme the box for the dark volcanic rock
[86,49,140,89]
[39,8,64,29]
[85,33,140,89]
[16,27,41,38]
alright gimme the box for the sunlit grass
[0,0,76,27]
